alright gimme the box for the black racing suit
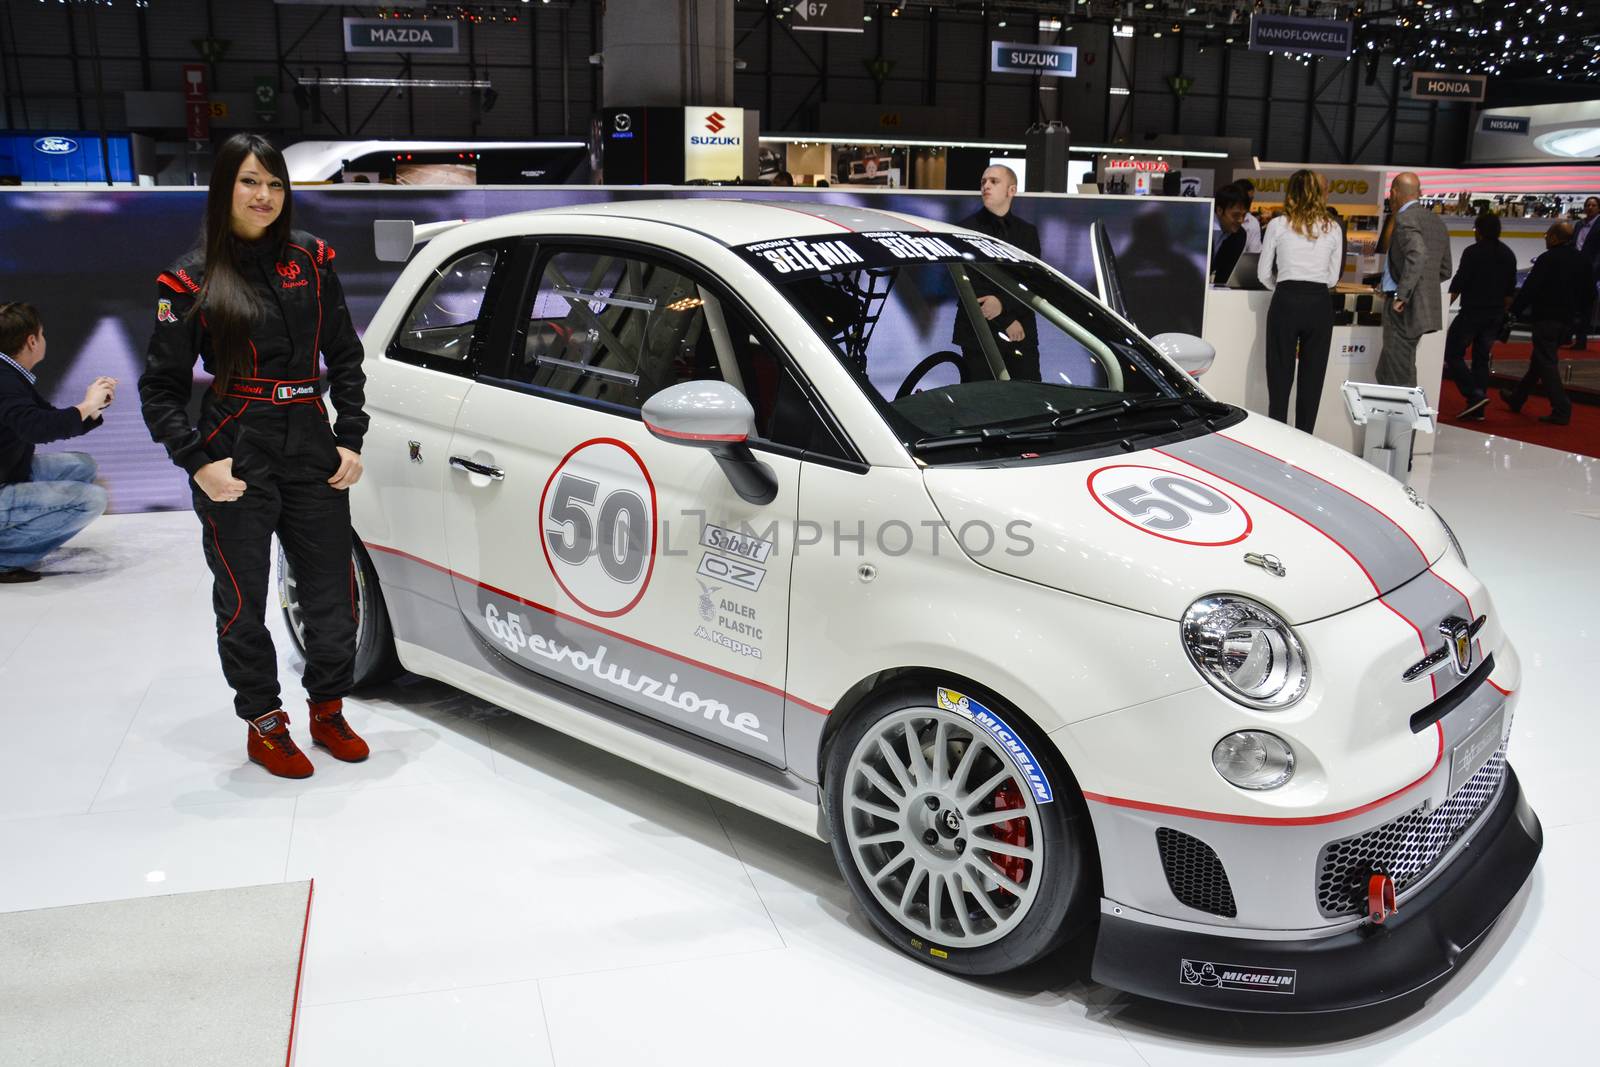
[139,231,369,720]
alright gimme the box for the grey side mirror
[642,382,777,505]
[1150,332,1216,379]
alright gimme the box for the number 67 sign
[541,439,660,617]
[1087,464,1252,546]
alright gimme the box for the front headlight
[1181,595,1309,710]
[1431,506,1467,566]
[1212,731,1296,789]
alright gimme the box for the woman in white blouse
[1258,169,1344,432]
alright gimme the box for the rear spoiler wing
[373,218,472,262]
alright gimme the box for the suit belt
[223,376,323,404]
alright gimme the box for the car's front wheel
[277,536,402,689]
[824,684,1094,975]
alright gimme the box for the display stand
[1341,382,1436,483]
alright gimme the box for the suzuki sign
[685,106,745,181]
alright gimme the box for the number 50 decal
[540,439,658,616]
[1087,464,1252,546]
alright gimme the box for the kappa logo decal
[156,298,178,324]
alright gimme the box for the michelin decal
[936,687,1054,803]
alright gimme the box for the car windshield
[736,230,1232,463]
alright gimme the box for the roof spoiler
[373,218,471,262]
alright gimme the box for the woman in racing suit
[139,133,370,779]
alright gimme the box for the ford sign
[34,136,79,155]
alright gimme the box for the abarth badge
[1402,615,1486,681]
[1243,552,1286,577]
[408,440,423,463]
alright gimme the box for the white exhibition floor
[1,425,1595,1065]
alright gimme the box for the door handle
[449,455,505,481]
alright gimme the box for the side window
[505,245,851,461]
[390,247,499,369]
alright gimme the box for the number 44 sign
[541,439,659,618]
[1087,465,1253,546]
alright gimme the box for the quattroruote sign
[1247,15,1353,58]
[1412,72,1488,102]
[990,41,1079,78]
[342,17,459,54]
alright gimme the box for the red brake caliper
[988,782,1031,900]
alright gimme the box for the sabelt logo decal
[705,111,727,134]
[1179,959,1297,994]
[935,688,1053,803]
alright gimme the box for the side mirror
[642,382,778,505]
[1150,332,1216,378]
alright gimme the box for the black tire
[278,535,403,690]
[823,680,1095,976]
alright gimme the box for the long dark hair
[195,133,294,393]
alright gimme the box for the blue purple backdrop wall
[0,187,1208,513]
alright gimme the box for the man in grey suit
[1376,172,1453,386]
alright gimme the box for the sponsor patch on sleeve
[156,298,178,324]
[935,687,1053,804]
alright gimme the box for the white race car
[282,200,1540,1012]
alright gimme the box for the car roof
[485,197,964,248]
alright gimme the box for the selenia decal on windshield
[735,231,1031,281]
[540,438,658,617]
[1087,464,1252,547]
[935,688,1054,804]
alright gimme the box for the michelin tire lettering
[935,688,1053,804]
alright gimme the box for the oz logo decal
[541,438,658,617]
[1088,465,1251,546]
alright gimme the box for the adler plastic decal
[935,688,1053,803]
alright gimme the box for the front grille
[1157,827,1238,918]
[1315,748,1507,918]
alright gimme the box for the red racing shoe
[247,710,314,779]
[308,698,370,763]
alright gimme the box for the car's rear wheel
[824,684,1093,975]
[278,536,402,689]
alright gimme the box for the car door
[442,235,811,767]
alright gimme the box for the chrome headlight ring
[1181,595,1310,711]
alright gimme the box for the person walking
[955,164,1042,381]
[1257,170,1343,432]
[1376,172,1453,387]
[139,133,372,779]
[1501,222,1595,426]
[1443,213,1518,421]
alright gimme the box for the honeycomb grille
[1315,748,1507,918]
[1156,827,1238,918]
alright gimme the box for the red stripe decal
[1083,723,1445,826]
[284,878,314,1067]
[207,514,244,636]
[762,203,856,232]
[363,541,833,716]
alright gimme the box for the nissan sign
[990,41,1078,78]
[1411,72,1487,102]
[1481,115,1530,135]
[33,136,79,155]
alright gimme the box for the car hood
[920,415,1449,624]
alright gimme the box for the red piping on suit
[206,514,243,636]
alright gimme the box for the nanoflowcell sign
[1412,72,1487,102]
[1248,15,1353,58]
[990,41,1078,78]
[343,17,459,54]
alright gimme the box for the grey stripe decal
[759,200,930,233]
[1160,434,1427,594]
[1381,569,1480,700]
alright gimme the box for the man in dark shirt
[0,302,112,582]
[1209,184,1250,286]
[1571,196,1600,350]
[1444,213,1519,420]
[955,165,1043,381]
[1501,223,1595,425]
